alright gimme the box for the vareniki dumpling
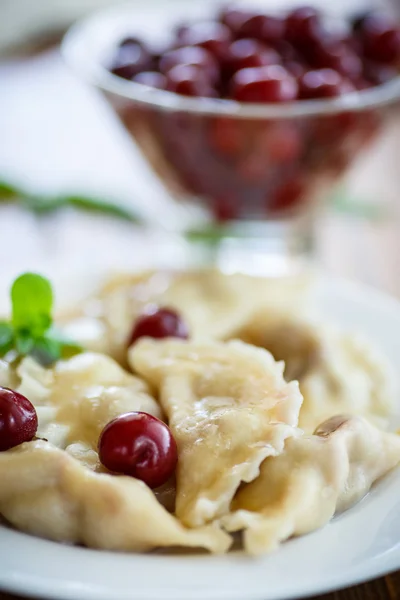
[0,441,230,553]
[231,309,396,433]
[61,270,311,364]
[0,354,230,553]
[130,339,303,527]
[1,268,398,557]
[17,352,163,450]
[224,415,400,554]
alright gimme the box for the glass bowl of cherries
[63,3,400,274]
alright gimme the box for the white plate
[1,276,400,600]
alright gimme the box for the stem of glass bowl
[183,215,316,277]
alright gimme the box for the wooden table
[1,44,400,600]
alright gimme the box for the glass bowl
[62,3,400,275]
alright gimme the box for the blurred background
[1,0,400,306]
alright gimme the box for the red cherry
[285,60,307,78]
[224,39,280,74]
[209,117,243,156]
[268,176,306,214]
[159,46,219,83]
[166,64,217,97]
[236,14,285,45]
[364,25,400,64]
[177,22,232,60]
[0,387,38,451]
[128,307,189,346]
[285,6,322,46]
[351,11,375,33]
[355,11,395,36]
[132,72,167,88]
[98,412,178,489]
[345,34,364,56]
[363,61,398,85]
[219,5,253,34]
[238,153,268,182]
[353,77,373,91]
[263,123,302,163]
[299,69,354,99]
[231,65,298,103]
[274,40,301,62]
[212,195,238,222]
[110,38,153,80]
[312,41,363,80]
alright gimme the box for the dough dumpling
[224,415,400,554]
[60,270,311,364]
[130,339,303,527]
[15,352,163,449]
[0,442,230,553]
[0,354,230,553]
[232,310,395,432]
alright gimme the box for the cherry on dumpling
[128,307,189,346]
[98,412,178,489]
[0,387,38,451]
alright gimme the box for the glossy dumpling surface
[231,310,395,433]
[60,270,312,364]
[130,339,303,527]
[0,354,230,553]
[224,416,400,554]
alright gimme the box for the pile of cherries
[0,308,187,490]
[106,6,400,221]
[109,6,400,102]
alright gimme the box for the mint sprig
[0,273,82,365]
[0,179,142,223]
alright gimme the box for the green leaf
[60,341,83,359]
[0,322,13,346]
[0,322,14,356]
[66,195,141,223]
[0,180,22,200]
[15,333,35,355]
[30,336,62,366]
[29,330,82,366]
[21,195,67,215]
[185,225,228,244]
[45,327,83,359]
[0,177,143,224]
[11,273,53,339]
[0,273,83,366]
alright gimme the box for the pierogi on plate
[0,269,399,556]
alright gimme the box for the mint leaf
[30,336,63,366]
[3,272,83,366]
[66,195,141,223]
[0,322,13,345]
[15,333,35,355]
[0,178,143,224]
[0,322,14,356]
[21,195,67,215]
[60,342,83,359]
[11,273,53,339]
[0,181,22,200]
[185,225,229,245]
[45,327,83,359]
[30,331,82,366]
